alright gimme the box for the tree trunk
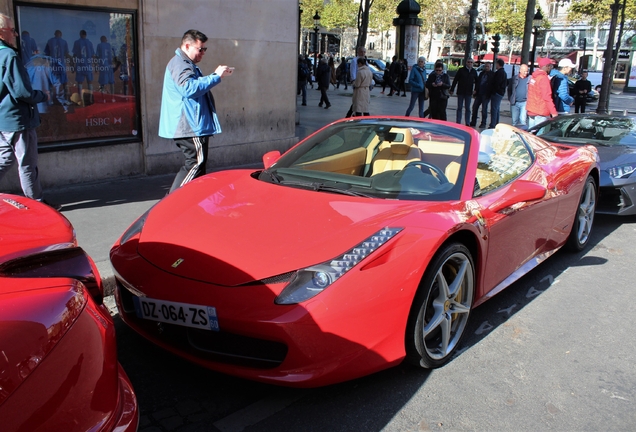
[597,0,621,114]
[356,0,372,50]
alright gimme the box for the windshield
[534,116,636,146]
[258,119,471,201]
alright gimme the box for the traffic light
[492,34,500,53]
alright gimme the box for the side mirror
[488,180,547,213]
[262,151,281,169]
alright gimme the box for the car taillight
[0,247,104,305]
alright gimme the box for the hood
[137,170,428,286]
[596,144,636,170]
[0,278,87,406]
[0,195,74,263]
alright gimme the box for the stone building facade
[0,0,298,191]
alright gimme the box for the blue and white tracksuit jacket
[159,48,222,139]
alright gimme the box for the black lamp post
[530,8,543,74]
[313,11,320,76]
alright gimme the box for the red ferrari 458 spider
[111,119,599,388]
[0,195,138,431]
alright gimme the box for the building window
[15,3,141,151]
[548,1,559,19]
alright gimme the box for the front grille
[598,187,634,214]
[116,279,288,369]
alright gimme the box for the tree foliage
[488,0,528,38]
[321,0,358,31]
[567,0,636,28]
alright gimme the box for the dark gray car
[529,114,636,215]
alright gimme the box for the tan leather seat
[370,143,422,175]
[444,160,461,184]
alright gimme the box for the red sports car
[0,195,138,431]
[110,119,599,388]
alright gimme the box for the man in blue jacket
[550,58,575,114]
[0,14,56,208]
[159,29,232,193]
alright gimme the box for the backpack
[298,63,309,81]
[550,75,560,108]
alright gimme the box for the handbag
[416,68,429,100]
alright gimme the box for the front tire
[566,176,596,252]
[406,243,475,369]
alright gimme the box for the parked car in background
[530,114,636,215]
[110,119,598,388]
[0,194,138,431]
[567,75,600,103]
[366,58,387,71]
[345,57,384,86]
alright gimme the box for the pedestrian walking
[508,64,530,129]
[470,63,493,128]
[387,55,400,97]
[328,56,337,90]
[526,57,557,129]
[346,46,366,117]
[450,58,477,126]
[405,56,428,118]
[426,61,451,121]
[489,58,507,128]
[352,57,372,116]
[159,29,233,193]
[550,58,575,114]
[573,69,591,113]
[316,57,331,109]
[0,14,57,209]
[336,57,348,90]
[297,54,309,106]
[381,62,391,94]
[398,59,408,97]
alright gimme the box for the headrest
[390,143,412,155]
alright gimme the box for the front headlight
[607,164,636,179]
[119,208,152,245]
[275,227,403,305]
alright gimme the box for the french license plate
[132,296,219,331]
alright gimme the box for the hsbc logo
[86,117,123,126]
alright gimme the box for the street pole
[530,27,538,74]
[521,0,537,65]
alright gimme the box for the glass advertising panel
[15,3,140,148]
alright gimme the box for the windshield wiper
[262,169,283,183]
[313,183,374,198]
[272,178,373,198]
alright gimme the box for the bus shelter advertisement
[15,4,140,146]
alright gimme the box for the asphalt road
[47,84,636,432]
[112,213,636,432]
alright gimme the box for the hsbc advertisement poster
[15,3,140,146]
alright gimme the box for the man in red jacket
[527,57,557,129]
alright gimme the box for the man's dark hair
[182,29,207,45]
[496,58,505,67]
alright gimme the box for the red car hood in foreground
[137,170,433,286]
[0,196,75,261]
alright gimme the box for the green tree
[567,0,636,28]
[300,0,325,29]
[489,0,527,37]
[369,0,400,33]
[320,0,358,31]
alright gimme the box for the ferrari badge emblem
[171,258,185,268]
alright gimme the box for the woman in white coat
[352,57,373,116]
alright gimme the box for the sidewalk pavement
[47,85,513,297]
